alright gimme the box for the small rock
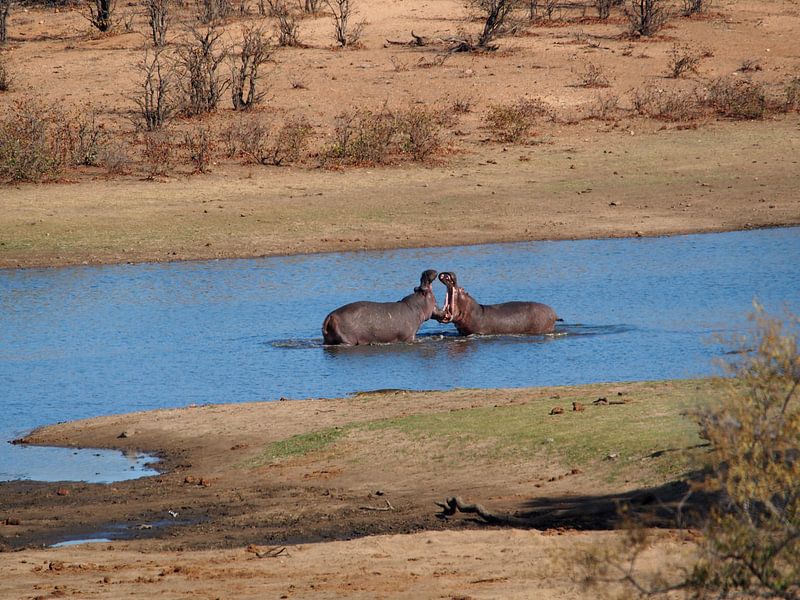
[184,475,197,485]
[572,402,585,412]
[549,406,564,415]
[117,430,133,439]
[199,478,211,487]
[49,561,64,571]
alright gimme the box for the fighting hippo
[322,270,442,345]
[436,271,558,336]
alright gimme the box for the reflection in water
[1,227,799,481]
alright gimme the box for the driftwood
[434,496,529,526]
[385,30,431,46]
[360,499,395,511]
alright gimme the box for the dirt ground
[1,381,707,598]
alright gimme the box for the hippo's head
[414,269,438,293]
[438,271,467,324]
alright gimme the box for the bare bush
[133,46,175,130]
[178,25,228,116]
[665,44,704,78]
[576,62,612,88]
[682,0,708,15]
[0,58,10,91]
[221,115,269,160]
[484,97,551,143]
[231,24,273,111]
[595,0,612,19]
[99,143,130,175]
[183,125,215,172]
[325,0,362,47]
[396,105,444,161]
[738,57,762,73]
[472,0,515,49]
[706,77,766,120]
[630,83,705,121]
[197,0,231,23]
[58,108,108,166]
[785,75,800,112]
[266,116,312,165]
[451,96,473,114]
[587,92,619,120]
[1,0,11,44]
[325,109,395,164]
[302,0,321,12]
[87,0,116,32]
[626,0,669,36]
[144,0,169,46]
[265,0,300,46]
[141,130,173,178]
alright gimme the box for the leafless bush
[595,0,612,19]
[178,25,228,116]
[133,46,175,130]
[471,0,515,49]
[0,0,9,45]
[738,57,762,73]
[451,96,473,114]
[197,0,231,23]
[706,77,766,119]
[265,0,300,46]
[141,130,173,178]
[265,116,312,165]
[302,0,321,13]
[59,108,108,166]
[183,125,215,172]
[99,144,130,175]
[484,97,551,143]
[665,44,704,78]
[87,0,116,32]
[626,0,669,36]
[785,75,800,112]
[681,0,708,15]
[396,105,444,161]
[230,25,273,111]
[587,92,619,120]
[221,115,268,159]
[325,109,396,164]
[630,83,705,121]
[0,58,10,91]
[576,62,612,88]
[325,0,362,47]
[144,0,169,46]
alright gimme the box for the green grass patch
[248,427,349,467]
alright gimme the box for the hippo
[322,270,442,345]
[436,271,558,336]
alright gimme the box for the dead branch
[385,31,432,46]
[434,496,529,525]
[360,499,395,511]
[248,545,288,558]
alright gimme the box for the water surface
[1,227,798,481]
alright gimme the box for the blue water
[1,227,798,482]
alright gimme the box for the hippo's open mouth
[438,272,458,323]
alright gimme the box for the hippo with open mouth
[322,269,443,345]
[435,271,558,336]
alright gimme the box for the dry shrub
[325,109,396,164]
[221,115,311,166]
[630,83,705,121]
[141,130,173,178]
[595,0,613,19]
[450,96,473,114]
[266,0,300,46]
[197,0,231,23]
[0,100,108,182]
[301,0,321,13]
[230,24,273,111]
[0,58,10,92]
[183,125,215,172]
[471,0,516,49]
[706,77,766,120]
[87,0,116,32]
[626,0,669,36]
[325,0,362,47]
[785,75,800,112]
[99,143,130,175]
[144,0,169,47]
[681,0,708,15]
[484,97,551,143]
[221,115,269,161]
[665,44,704,78]
[266,116,312,165]
[395,105,445,161]
[178,25,228,116]
[587,92,620,121]
[133,47,175,131]
[576,62,612,88]
[738,57,762,73]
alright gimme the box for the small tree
[144,0,169,46]
[0,0,11,44]
[682,0,708,15]
[302,0,321,13]
[626,0,669,36]
[133,46,175,130]
[474,0,515,49]
[87,0,116,32]
[198,0,231,23]
[178,25,228,116]
[325,0,361,47]
[266,0,300,46]
[231,25,273,110]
